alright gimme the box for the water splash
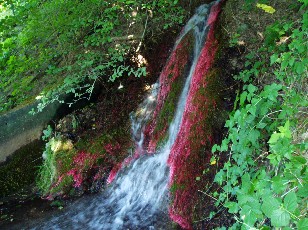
[33,2,221,229]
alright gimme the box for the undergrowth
[0,0,185,114]
[205,1,308,229]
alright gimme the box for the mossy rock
[0,140,44,198]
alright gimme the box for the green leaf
[256,122,267,129]
[288,57,295,67]
[270,53,279,65]
[295,62,305,74]
[271,209,290,227]
[268,132,281,144]
[240,205,260,226]
[291,156,307,167]
[283,227,292,230]
[220,139,229,151]
[272,176,286,194]
[278,120,291,139]
[283,192,297,212]
[211,144,220,153]
[214,169,225,186]
[248,105,256,116]
[248,129,260,144]
[248,84,257,94]
[261,196,280,217]
[225,201,239,213]
[297,183,308,198]
[297,218,308,230]
[240,91,248,106]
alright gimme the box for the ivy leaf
[220,139,229,151]
[260,227,271,230]
[214,169,225,186]
[283,192,297,212]
[248,105,257,116]
[295,62,305,74]
[248,129,260,145]
[283,227,293,230]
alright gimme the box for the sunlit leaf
[256,3,276,14]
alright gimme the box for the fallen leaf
[256,3,276,14]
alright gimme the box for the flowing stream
[34,2,219,229]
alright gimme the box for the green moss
[0,140,44,197]
[154,76,184,146]
[75,126,130,155]
[55,150,75,174]
[50,175,74,196]
[170,182,186,194]
[151,31,196,149]
[36,124,133,198]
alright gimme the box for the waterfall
[34,1,221,229]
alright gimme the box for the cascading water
[33,2,222,229]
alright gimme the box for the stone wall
[0,102,61,162]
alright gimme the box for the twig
[198,189,218,201]
[136,14,149,52]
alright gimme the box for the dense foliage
[209,0,308,229]
[0,0,184,113]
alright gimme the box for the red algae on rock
[145,32,195,153]
[167,1,223,229]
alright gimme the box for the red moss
[107,162,122,184]
[104,143,121,155]
[67,151,99,188]
[145,31,195,153]
[167,2,223,229]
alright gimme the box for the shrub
[209,1,308,229]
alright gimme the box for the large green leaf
[272,176,286,194]
[261,196,281,217]
[283,192,297,212]
[297,218,308,230]
[270,209,290,227]
[240,205,259,227]
[225,201,239,213]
